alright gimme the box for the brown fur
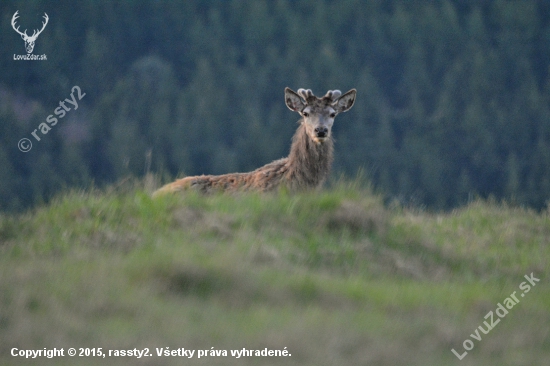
[153,87,356,197]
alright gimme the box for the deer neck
[285,123,334,188]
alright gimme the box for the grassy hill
[0,179,549,365]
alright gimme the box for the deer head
[285,88,356,144]
[11,11,49,54]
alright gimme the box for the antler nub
[297,88,343,104]
[330,90,342,100]
[323,90,342,102]
[297,88,314,101]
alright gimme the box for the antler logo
[11,11,49,54]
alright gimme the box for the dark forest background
[1,0,550,211]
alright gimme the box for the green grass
[0,179,549,365]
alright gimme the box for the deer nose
[315,127,328,138]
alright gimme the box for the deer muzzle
[314,126,329,138]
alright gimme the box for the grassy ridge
[0,180,549,365]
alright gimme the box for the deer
[153,87,356,197]
[11,11,49,54]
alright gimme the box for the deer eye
[330,113,336,118]
[302,111,309,117]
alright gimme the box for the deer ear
[333,89,356,113]
[285,87,305,112]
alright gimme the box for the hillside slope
[0,180,549,365]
